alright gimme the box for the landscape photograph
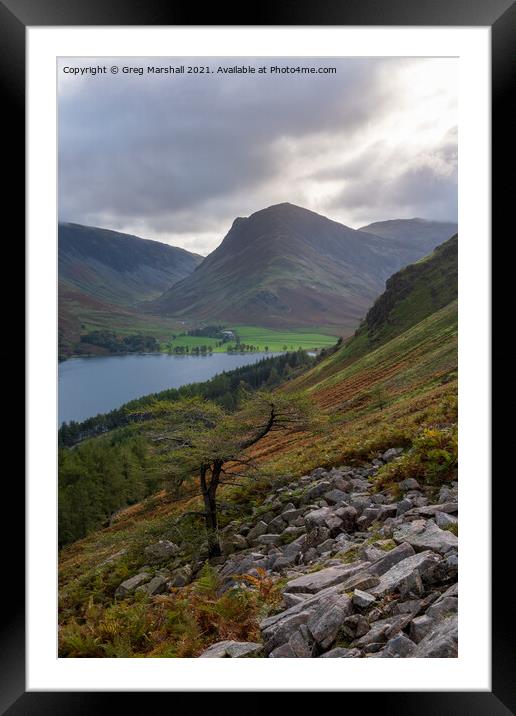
[58,56,458,659]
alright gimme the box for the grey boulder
[334,505,358,532]
[410,614,434,643]
[396,498,413,517]
[382,448,403,462]
[380,633,416,658]
[288,628,315,657]
[167,565,192,588]
[256,534,282,546]
[435,511,458,529]
[323,489,349,505]
[304,481,332,501]
[269,643,296,657]
[412,615,458,657]
[284,561,370,594]
[115,573,151,598]
[353,589,376,609]
[247,521,268,541]
[371,551,441,597]
[199,641,263,658]
[400,478,420,491]
[281,508,305,524]
[369,542,416,576]
[137,575,168,596]
[304,507,333,528]
[393,520,458,555]
[320,647,361,658]
[342,571,380,592]
[143,540,180,563]
[307,593,353,650]
[267,515,287,534]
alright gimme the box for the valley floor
[161,325,339,354]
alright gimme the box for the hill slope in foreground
[149,203,456,333]
[58,236,458,658]
[59,223,202,356]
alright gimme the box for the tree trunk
[200,464,222,558]
[205,491,221,558]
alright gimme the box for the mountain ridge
[358,217,458,262]
[58,222,202,357]
[148,203,457,334]
[59,222,202,306]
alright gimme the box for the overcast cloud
[58,57,457,254]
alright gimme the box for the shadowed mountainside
[358,218,458,264]
[58,223,202,356]
[315,233,459,369]
[59,222,202,306]
[148,203,455,333]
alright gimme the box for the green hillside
[58,234,458,659]
[357,233,457,345]
[310,233,458,371]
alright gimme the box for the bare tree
[132,392,313,558]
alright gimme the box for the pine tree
[135,392,313,557]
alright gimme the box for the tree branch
[224,456,256,467]
[238,403,276,450]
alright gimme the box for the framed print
[4,0,512,709]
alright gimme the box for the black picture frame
[5,0,511,710]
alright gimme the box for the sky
[58,57,457,255]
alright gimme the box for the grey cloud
[310,140,388,183]
[325,126,458,224]
[58,57,457,249]
[330,163,457,225]
[434,126,458,170]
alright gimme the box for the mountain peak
[259,201,297,211]
[148,202,443,331]
[247,202,326,221]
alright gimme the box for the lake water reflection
[58,352,274,425]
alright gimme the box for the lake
[58,352,274,425]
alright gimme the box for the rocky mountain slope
[195,453,458,658]
[148,203,450,333]
[85,452,458,659]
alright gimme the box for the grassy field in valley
[163,325,339,353]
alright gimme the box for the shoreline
[58,350,306,431]
[59,347,286,363]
